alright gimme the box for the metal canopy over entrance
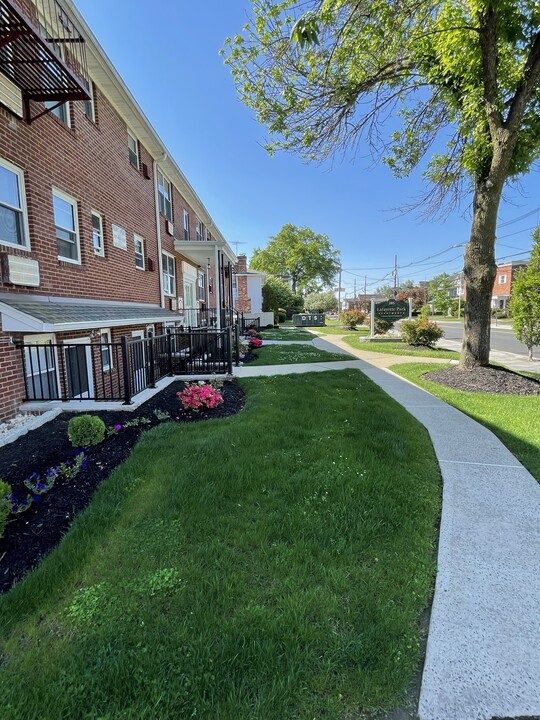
[0,0,89,123]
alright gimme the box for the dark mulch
[0,380,244,594]
[423,364,540,395]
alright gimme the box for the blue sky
[75,0,540,298]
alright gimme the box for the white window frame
[82,80,95,122]
[162,251,176,296]
[53,188,80,264]
[498,274,507,284]
[198,270,205,301]
[91,210,104,257]
[157,168,172,220]
[196,217,203,242]
[0,156,30,249]
[45,100,70,127]
[127,129,139,169]
[100,328,113,371]
[134,234,145,270]
[183,209,190,241]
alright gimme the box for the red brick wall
[0,92,163,304]
[234,255,251,313]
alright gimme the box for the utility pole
[364,275,367,311]
[337,266,342,311]
[393,255,398,298]
[353,278,357,300]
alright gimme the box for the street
[436,321,530,357]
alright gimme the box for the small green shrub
[0,480,12,539]
[374,319,394,335]
[68,415,106,448]
[277,308,287,323]
[339,309,366,330]
[401,317,444,347]
[420,304,431,317]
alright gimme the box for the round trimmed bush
[68,414,106,448]
[401,317,444,347]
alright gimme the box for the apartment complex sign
[374,299,409,321]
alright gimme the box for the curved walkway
[234,335,540,720]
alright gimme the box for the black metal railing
[181,307,237,329]
[18,327,236,405]
[239,315,261,333]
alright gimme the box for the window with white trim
[0,157,29,248]
[498,274,507,284]
[183,209,190,241]
[100,329,112,371]
[45,101,70,126]
[53,190,80,263]
[127,130,139,169]
[82,80,95,121]
[196,218,203,242]
[162,252,176,296]
[91,211,104,256]
[134,234,145,270]
[157,168,172,220]
[198,271,205,301]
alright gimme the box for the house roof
[0,297,181,333]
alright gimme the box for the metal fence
[19,327,235,405]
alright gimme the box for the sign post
[370,299,375,338]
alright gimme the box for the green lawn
[310,325,370,336]
[344,335,460,360]
[0,371,440,720]
[249,344,351,365]
[260,327,315,341]
[391,362,540,482]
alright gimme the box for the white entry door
[184,280,196,326]
[131,330,146,393]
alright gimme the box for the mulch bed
[0,380,244,594]
[423,365,540,395]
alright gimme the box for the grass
[344,335,460,360]
[391,362,540,482]
[0,371,440,720]
[248,344,351,365]
[260,327,315,341]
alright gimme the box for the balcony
[0,0,89,122]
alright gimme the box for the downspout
[153,158,166,309]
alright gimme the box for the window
[53,190,80,263]
[91,211,104,256]
[157,168,172,220]
[498,274,507,284]
[196,218,203,242]
[100,329,112,371]
[134,234,145,270]
[0,158,29,248]
[45,101,70,126]
[198,271,205,301]
[183,209,190,241]
[127,130,139,168]
[162,252,176,296]
[82,80,95,121]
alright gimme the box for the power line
[498,207,540,228]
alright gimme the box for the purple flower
[36,482,47,491]
[114,424,122,431]
[32,495,41,502]
[12,505,19,513]
[20,499,28,507]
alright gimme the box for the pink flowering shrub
[249,337,263,349]
[177,383,224,412]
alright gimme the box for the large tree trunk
[461,178,503,369]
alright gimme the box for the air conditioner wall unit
[1,254,40,287]
[166,220,174,236]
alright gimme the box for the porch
[18,326,241,409]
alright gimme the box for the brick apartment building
[491,260,528,309]
[233,254,265,314]
[0,0,236,421]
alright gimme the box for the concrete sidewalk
[235,337,540,720]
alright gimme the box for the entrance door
[184,280,196,326]
[130,330,146,394]
[64,339,93,399]
[24,334,60,400]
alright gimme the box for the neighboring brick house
[491,260,528,309]
[233,255,265,313]
[0,0,236,421]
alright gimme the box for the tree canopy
[429,273,455,315]
[251,224,340,293]
[510,228,540,360]
[261,276,303,316]
[304,289,338,312]
[224,1,540,368]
